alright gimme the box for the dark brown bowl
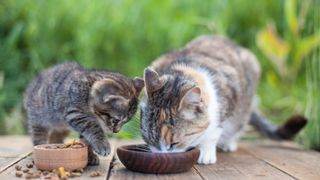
[117,144,200,174]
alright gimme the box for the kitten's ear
[103,95,129,106]
[132,77,144,93]
[144,68,162,93]
[178,87,202,111]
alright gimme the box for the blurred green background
[0,0,319,150]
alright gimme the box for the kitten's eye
[100,112,111,118]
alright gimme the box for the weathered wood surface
[0,135,319,180]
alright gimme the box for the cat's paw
[87,153,100,166]
[92,140,111,156]
[197,149,217,164]
[220,141,238,152]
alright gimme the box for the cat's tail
[249,111,307,140]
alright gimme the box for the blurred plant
[0,72,5,134]
[303,0,320,151]
[256,0,320,85]
[304,48,320,151]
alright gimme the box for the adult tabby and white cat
[140,36,306,164]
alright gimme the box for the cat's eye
[169,142,179,149]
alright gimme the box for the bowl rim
[117,144,199,156]
[34,143,87,151]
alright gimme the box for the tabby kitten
[140,36,306,164]
[24,62,144,165]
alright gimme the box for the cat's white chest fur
[183,66,223,164]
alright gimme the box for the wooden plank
[109,161,203,180]
[0,151,31,173]
[194,148,295,180]
[0,136,319,180]
[0,135,33,157]
[0,155,39,179]
[242,140,320,180]
[108,140,203,180]
[0,158,16,170]
[0,135,33,174]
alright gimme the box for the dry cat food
[90,171,103,177]
[15,171,23,177]
[13,140,99,179]
[15,165,22,171]
[26,163,34,168]
[41,140,86,149]
[15,165,85,179]
[14,163,103,179]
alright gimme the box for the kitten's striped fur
[24,62,144,165]
[141,36,306,164]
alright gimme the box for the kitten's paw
[92,140,111,156]
[88,153,100,166]
[197,149,217,164]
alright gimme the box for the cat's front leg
[66,110,111,156]
[197,127,223,164]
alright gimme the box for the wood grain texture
[0,135,33,173]
[109,160,203,180]
[0,136,319,180]
[0,135,32,157]
[242,140,320,180]
[194,148,295,180]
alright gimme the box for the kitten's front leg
[197,127,222,164]
[66,110,111,156]
[80,135,100,166]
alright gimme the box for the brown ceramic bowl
[117,144,200,174]
[33,144,88,170]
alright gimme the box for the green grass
[304,49,320,150]
[303,3,320,150]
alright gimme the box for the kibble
[15,165,22,171]
[90,171,102,177]
[58,167,68,180]
[15,171,23,178]
[14,161,86,179]
[70,172,82,177]
[26,163,34,168]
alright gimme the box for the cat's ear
[132,77,144,93]
[144,68,162,93]
[178,87,203,120]
[180,87,201,107]
[103,95,129,106]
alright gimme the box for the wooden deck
[0,135,319,180]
